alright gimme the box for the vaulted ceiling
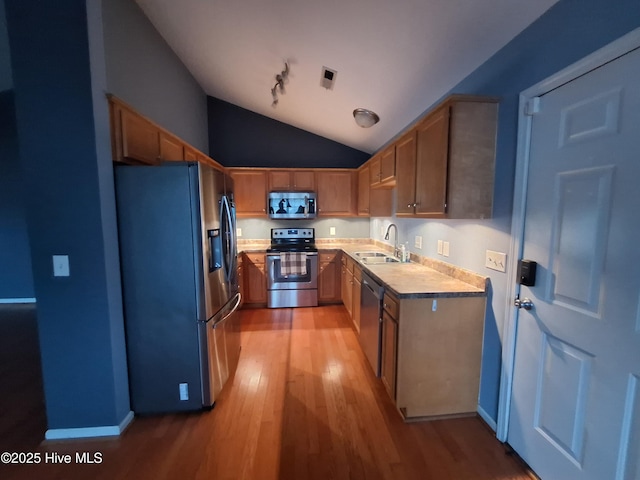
[136,0,559,153]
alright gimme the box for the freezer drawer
[199,293,242,407]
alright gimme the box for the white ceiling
[135,0,559,154]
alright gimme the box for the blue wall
[0,91,34,300]
[208,96,369,168]
[373,0,640,424]
[6,0,130,430]
[102,0,208,152]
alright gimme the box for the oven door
[266,252,318,290]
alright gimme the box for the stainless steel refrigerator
[115,162,240,414]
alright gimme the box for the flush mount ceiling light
[271,61,290,107]
[353,108,380,128]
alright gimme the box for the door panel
[508,47,640,480]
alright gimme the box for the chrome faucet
[384,223,399,258]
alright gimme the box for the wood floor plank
[1,305,534,480]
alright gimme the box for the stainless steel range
[266,228,318,308]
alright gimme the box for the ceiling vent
[320,67,337,90]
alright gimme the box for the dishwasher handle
[362,273,383,300]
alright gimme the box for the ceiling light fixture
[271,61,290,107]
[353,108,380,128]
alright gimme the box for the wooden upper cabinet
[159,131,184,161]
[357,166,370,216]
[316,170,356,216]
[229,169,268,217]
[414,105,450,217]
[370,145,396,189]
[118,107,160,165]
[183,145,198,162]
[395,130,417,216]
[108,95,224,169]
[359,165,392,217]
[269,170,315,191]
[395,95,497,219]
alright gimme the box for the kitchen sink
[354,251,387,257]
[359,255,400,264]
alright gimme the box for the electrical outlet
[443,241,450,257]
[485,250,507,272]
[236,227,242,237]
[179,383,189,401]
[53,255,70,277]
[415,236,423,249]
[437,240,443,255]
[329,226,336,236]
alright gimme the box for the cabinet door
[395,130,417,215]
[230,170,268,217]
[159,132,184,161]
[381,310,397,400]
[183,146,198,162]
[319,262,339,303]
[319,251,339,303]
[120,108,160,164]
[237,259,245,307]
[369,155,381,186]
[357,167,370,216]
[379,145,396,187]
[316,171,356,216]
[268,171,291,191]
[244,255,266,304]
[352,267,362,333]
[292,171,315,191]
[415,106,449,216]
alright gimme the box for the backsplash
[236,217,370,240]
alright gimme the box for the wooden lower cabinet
[242,253,267,305]
[383,291,486,420]
[237,255,244,307]
[351,263,362,332]
[318,251,341,304]
[381,310,397,400]
[341,256,354,318]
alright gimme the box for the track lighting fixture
[271,62,290,107]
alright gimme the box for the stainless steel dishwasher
[359,271,384,377]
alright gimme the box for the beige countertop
[238,239,487,299]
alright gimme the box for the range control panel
[271,228,315,240]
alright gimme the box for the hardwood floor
[1,305,533,480]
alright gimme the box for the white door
[508,47,640,479]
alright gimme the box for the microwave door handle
[304,195,308,218]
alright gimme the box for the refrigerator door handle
[221,195,234,283]
[212,293,242,329]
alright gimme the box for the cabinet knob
[407,204,412,208]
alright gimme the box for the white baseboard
[477,405,498,432]
[0,298,36,304]
[45,411,134,440]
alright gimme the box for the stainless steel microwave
[268,192,316,219]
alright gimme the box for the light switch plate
[415,236,423,249]
[236,227,242,237]
[330,226,336,236]
[52,255,70,277]
[485,250,507,272]
[443,241,450,257]
[437,240,443,255]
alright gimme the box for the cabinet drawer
[353,265,362,282]
[383,292,399,319]
[319,251,338,262]
[245,253,265,264]
[346,256,355,273]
